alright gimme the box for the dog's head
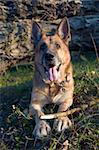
[32,18,71,83]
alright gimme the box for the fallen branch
[40,99,99,120]
[40,108,81,120]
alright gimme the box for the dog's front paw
[54,117,72,132]
[33,120,51,138]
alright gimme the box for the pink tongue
[49,66,58,81]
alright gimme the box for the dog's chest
[49,83,65,103]
[48,81,71,103]
[49,84,60,98]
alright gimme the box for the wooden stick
[40,108,81,119]
[40,99,99,120]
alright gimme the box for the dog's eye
[40,43,47,51]
[55,43,61,49]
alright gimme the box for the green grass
[0,53,99,150]
[0,66,34,87]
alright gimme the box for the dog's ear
[57,17,71,44]
[32,22,42,48]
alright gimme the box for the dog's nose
[45,53,54,61]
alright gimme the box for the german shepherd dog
[29,18,74,138]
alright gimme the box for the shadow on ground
[0,80,32,127]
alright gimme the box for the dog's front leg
[54,98,73,132]
[29,99,51,138]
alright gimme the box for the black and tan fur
[29,18,74,138]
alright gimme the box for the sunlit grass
[0,66,34,87]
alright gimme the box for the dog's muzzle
[44,52,61,82]
[45,52,55,68]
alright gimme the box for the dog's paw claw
[33,120,51,138]
[54,117,72,132]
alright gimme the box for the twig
[90,33,99,61]
[15,108,32,120]
[40,108,81,119]
[40,99,99,120]
[15,99,99,120]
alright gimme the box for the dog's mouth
[45,64,61,82]
[42,53,61,82]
